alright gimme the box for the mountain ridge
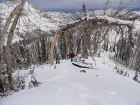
[0,1,140,43]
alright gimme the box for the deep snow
[0,53,140,105]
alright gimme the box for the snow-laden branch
[96,15,133,25]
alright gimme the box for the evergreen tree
[37,39,41,64]
[54,46,60,64]
[60,33,66,59]
[41,37,47,63]
[0,12,2,34]
[113,44,115,52]
[106,43,108,52]
[19,44,30,68]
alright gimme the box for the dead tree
[104,0,110,15]
[0,0,26,91]
[50,0,134,65]
[6,3,25,91]
[50,16,134,65]
[50,18,87,65]
[113,0,133,17]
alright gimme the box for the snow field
[0,54,140,105]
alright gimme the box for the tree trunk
[50,18,87,65]
[0,0,26,55]
[0,0,26,91]
[6,0,26,91]
[50,17,133,65]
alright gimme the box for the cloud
[33,0,104,10]
[33,0,139,10]
[1,0,139,10]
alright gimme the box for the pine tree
[19,44,30,68]
[54,47,60,64]
[106,43,108,52]
[0,12,2,34]
[41,37,47,63]
[113,44,115,52]
[60,33,66,59]
[37,38,41,64]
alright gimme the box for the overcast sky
[29,0,140,10]
[0,0,140,10]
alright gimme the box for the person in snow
[67,53,75,62]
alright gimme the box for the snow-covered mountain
[0,1,80,42]
[0,1,140,42]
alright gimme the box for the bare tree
[113,0,133,17]
[82,3,87,17]
[0,0,26,91]
[50,0,137,66]
[104,0,110,15]
[6,3,25,90]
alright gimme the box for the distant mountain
[131,7,140,11]
[44,7,140,13]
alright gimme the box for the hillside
[0,53,140,105]
[0,1,79,42]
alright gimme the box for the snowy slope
[0,1,79,42]
[0,53,140,105]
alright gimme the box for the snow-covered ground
[0,53,140,105]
